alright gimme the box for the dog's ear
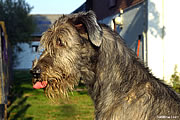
[71,11,103,47]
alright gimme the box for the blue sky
[26,0,86,14]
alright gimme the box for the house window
[32,45,39,52]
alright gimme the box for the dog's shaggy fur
[31,11,180,120]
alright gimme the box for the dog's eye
[57,38,64,46]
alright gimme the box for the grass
[8,70,94,120]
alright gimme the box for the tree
[0,0,36,64]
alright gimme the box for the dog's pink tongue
[33,81,47,89]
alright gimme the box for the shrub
[170,65,180,93]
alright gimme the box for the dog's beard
[33,70,79,101]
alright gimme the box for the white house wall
[14,41,40,70]
[148,0,180,83]
[148,0,164,80]
[163,1,180,82]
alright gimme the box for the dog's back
[93,24,180,120]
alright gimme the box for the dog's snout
[30,67,41,78]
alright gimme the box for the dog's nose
[30,67,41,78]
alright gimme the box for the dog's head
[30,11,103,99]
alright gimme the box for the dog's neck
[87,26,151,117]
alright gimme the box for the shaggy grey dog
[30,11,180,120]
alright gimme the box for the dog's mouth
[33,80,48,89]
[32,76,48,89]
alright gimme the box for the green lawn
[8,70,94,120]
